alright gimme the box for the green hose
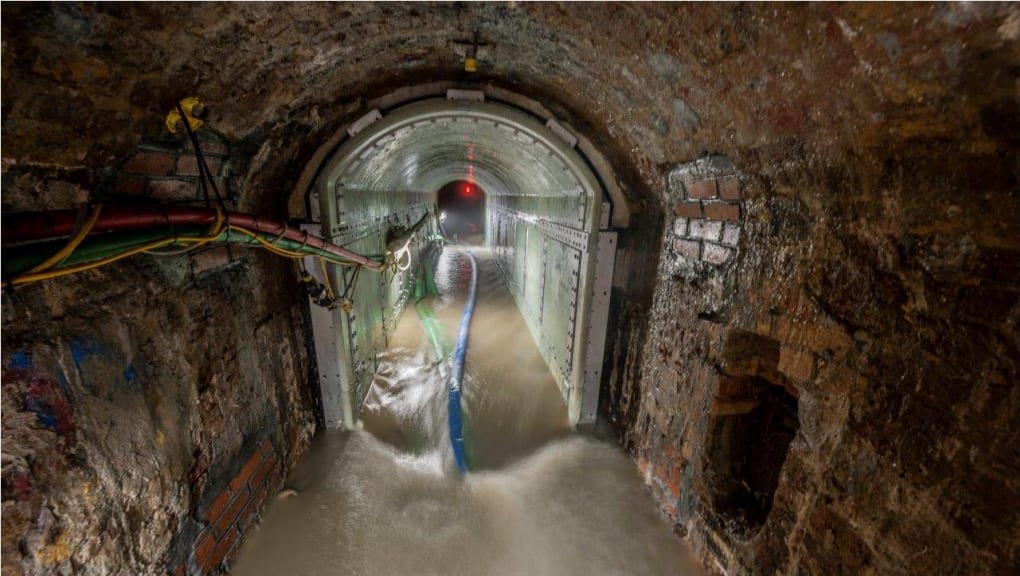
[3,226,375,278]
[412,247,474,471]
[414,251,451,359]
[3,228,201,276]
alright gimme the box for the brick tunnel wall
[3,3,1019,575]
[1,135,318,574]
[629,151,1019,574]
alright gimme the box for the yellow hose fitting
[166,96,206,135]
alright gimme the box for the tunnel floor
[230,247,695,576]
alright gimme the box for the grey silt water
[231,247,699,576]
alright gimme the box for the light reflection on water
[231,247,698,576]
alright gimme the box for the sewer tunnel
[303,93,620,431]
[2,4,1019,576]
[213,91,681,574]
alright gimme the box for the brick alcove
[704,376,799,535]
[702,330,801,537]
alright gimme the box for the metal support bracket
[579,231,617,424]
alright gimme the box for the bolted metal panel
[579,232,617,424]
[545,118,578,149]
[347,109,383,137]
[312,96,612,428]
[301,222,351,429]
[541,238,581,381]
[447,89,485,102]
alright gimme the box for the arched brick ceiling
[3,3,1016,215]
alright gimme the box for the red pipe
[2,206,384,269]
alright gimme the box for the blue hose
[449,248,477,473]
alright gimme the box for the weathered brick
[702,242,733,264]
[265,462,285,489]
[176,155,224,177]
[716,377,758,398]
[213,488,251,537]
[195,139,229,155]
[251,453,278,488]
[148,178,198,201]
[237,485,266,534]
[704,201,740,221]
[204,488,233,523]
[259,437,274,456]
[721,223,741,247]
[253,482,272,513]
[209,526,240,573]
[718,177,740,200]
[674,201,703,218]
[772,317,803,343]
[794,324,854,358]
[191,247,233,275]
[673,238,701,259]
[226,532,247,565]
[113,175,147,196]
[685,179,718,199]
[230,449,264,492]
[779,346,814,382]
[193,530,216,573]
[673,217,688,236]
[711,397,759,416]
[773,318,853,356]
[689,219,722,241]
[122,151,175,176]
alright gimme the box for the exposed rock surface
[2,3,1018,575]
[1,253,316,575]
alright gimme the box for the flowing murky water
[232,247,697,576]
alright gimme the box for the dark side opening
[704,376,800,535]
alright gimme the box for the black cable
[341,265,361,301]
[176,102,226,212]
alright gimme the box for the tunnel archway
[304,90,622,429]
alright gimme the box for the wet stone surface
[2,3,1018,574]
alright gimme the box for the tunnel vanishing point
[2,3,1019,576]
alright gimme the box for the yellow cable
[319,258,336,301]
[5,237,175,287]
[145,208,226,256]
[3,215,363,288]
[208,206,224,236]
[26,204,103,274]
[145,225,356,266]
[228,226,311,258]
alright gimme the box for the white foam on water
[231,248,698,575]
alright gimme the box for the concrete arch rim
[291,83,631,228]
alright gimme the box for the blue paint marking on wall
[25,395,60,431]
[69,335,110,393]
[10,352,31,369]
[22,374,75,442]
[70,335,105,365]
[68,335,137,391]
[57,371,71,396]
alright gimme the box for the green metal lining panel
[312,96,606,428]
